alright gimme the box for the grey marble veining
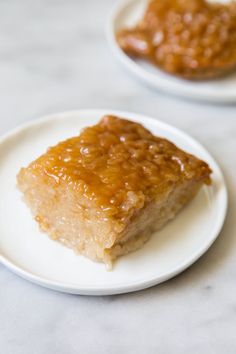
[0,1,236,353]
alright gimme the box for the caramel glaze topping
[30,116,211,219]
[117,0,236,79]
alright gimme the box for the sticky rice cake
[117,0,236,79]
[17,115,212,268]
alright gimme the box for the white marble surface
[0,1,236,353]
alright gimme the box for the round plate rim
[0,109,228,295]
[107,0,236,103]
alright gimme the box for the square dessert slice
[17,116,211,268]
[117,0,236,79]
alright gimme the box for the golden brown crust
[23,115,211,223]
[117,0,236,80]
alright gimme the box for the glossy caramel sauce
[30,116,211,217]
[117,0,236,79]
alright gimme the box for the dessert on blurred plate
[117,0,236,80]
[17,115,212,269]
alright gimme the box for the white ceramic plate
[0,110,227,295]
[107,0,236,103]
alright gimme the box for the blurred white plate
[0,110,227,295]
[107,0,236,103]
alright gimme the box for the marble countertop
[1,0,236,353]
